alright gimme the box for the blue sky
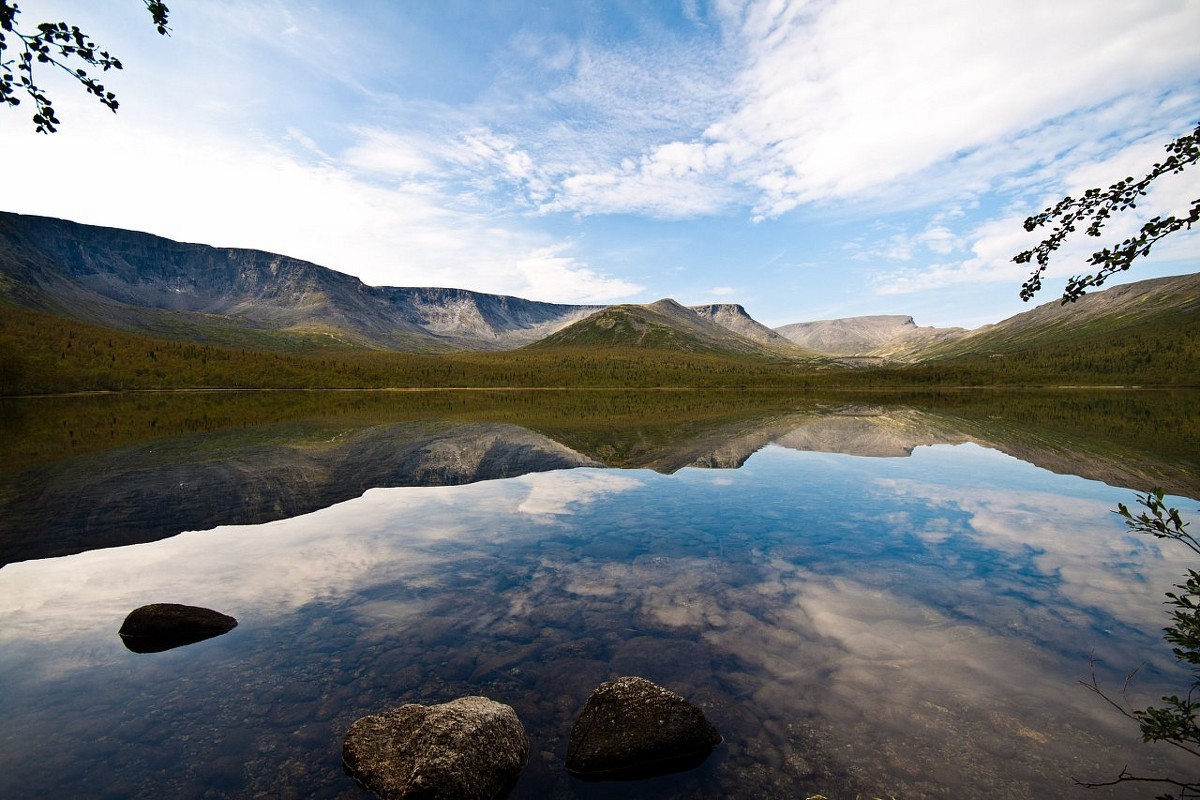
[2,0,1198,328]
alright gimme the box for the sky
[1,0,1198,328]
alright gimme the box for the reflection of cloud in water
[1,445,1194,797]
[877,477,1193,633]
[516,471,643,516]
[516,546,1191,795]
[0,470,642,660]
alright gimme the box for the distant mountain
[774,273,1200,363]
[527,298,809,358]
[0,211,599,351]
[775,315,964,357]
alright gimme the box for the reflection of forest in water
[1,389,1196,564]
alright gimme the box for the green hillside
[0,303,815,393]
[915,273,1200,360]
[2,294,1197,395]
[528,299,803,357]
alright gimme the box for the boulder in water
[118,603,237,653]
[566,675,721,780]
[343,695,528,800]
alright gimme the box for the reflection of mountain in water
[656,407,968,469]
[0,421,597,564]
[2,394,1195,565]
[772,407,970,458]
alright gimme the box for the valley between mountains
[1,210,1197,393]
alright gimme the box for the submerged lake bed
[0,390,1197,798]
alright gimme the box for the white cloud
[6,0,1195,321]
[876,478,1193,633]
[870,133,1200,296]
[0,109,642,304]
[342,127,437,177]
[539,0,1200,221]
[0,470,638,656]
[517,471,643,516]
[724,0,1199,214]
[512,244,645,303]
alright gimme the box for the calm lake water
[0,390,1197,799]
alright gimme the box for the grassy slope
[528,300,802,357]
[909,310,1200,386]
[915,273,1200,358]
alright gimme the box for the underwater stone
[566,675,721,780]
[343,696,528,800]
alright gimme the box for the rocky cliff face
[381,287,601,348]
[6,211,1195,360]
[0,212,599,351]
[689,303,801,350]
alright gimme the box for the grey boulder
[343,696,528,800]
[566,676,721,780]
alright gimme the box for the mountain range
[1,210,1197,364]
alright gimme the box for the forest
[1,301,1197,396]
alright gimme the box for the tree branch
[0,1,169,133]
[1074,765,1200,794]
[1014,122,1200,303]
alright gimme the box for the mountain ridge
[690,303,801,349]
[0,211,601,352]
[1,211,1196,366]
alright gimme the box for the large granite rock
[343,696,528,800]
[117,603,237,653]
[566,676,721,779]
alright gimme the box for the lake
[0,389,1197,799]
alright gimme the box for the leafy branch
[1014,122,1200,304]
[1077,490,1200,799]
[0,1,169,133]
[1119,489,1200,559]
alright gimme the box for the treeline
[2,302,1197,396]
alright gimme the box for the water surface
[0,390,1196,798]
